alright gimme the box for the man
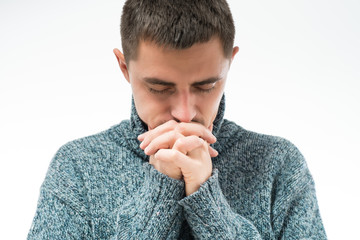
[28,0,327,239]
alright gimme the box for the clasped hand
[138,120,218,196]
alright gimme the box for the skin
[114,37,238,196]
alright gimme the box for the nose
[171,91,196,123]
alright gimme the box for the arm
[179,143,327,240]
[179,169,262,240]
[27,188,92,239]
[271,144,327,239]
[113,162,185,239]
[139,121,326,238]
[28,144,186,239]
[27,144,92,240]
[139,121,261,239]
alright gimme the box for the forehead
[128,38,229,81]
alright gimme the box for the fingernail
[210,136,216,143]
[144,146,150,155]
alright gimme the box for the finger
[138,119,178,140]
[139,121,217,150]
[154,149,174,162]
[149,155,155,165]
[138,120,178,148]
[173,136,218,157]
[173,135,205,154]
[144,131,183,155]
[175,122,216,144]
[209,146,218,157]
[155,149,192,168]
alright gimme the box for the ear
[231,46,239,62]
[113,48,130,83]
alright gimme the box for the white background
[0,0,359,239]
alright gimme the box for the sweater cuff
[178,169,233,235]
[142,162,185,200]
[116,163,185,238]
[179,168,226,206]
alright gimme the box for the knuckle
[168,120,178,128]
[200,127,208,137]
[170,131,178,141]
[169,150,178,159]
[188,135,202,145]
[175,137,185,147]
[190,135,199,141]
[176,122,186,132]
[154,149,164,160]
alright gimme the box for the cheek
[132,84,151,118]
[198,92,223,127]
[132,86,170,128]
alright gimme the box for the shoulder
[39,123,126,213]
[216,119,305,174]
[218,119,300,155]
[43,121,132,184]
[56,121,131,158]
[45,121,132,178]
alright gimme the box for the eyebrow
[192,77,221,86]
[143,77,221,87]
[144,78,175,86]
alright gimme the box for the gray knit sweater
[28,96,327,239]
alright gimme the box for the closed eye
[194,82,216,93]
[148,87,174,95]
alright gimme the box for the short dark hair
[120,0,235,64]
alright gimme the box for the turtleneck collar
[129,94,226,139]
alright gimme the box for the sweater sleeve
[27,144,93,240]
[179,169,262,240]
[179,142,327,240]
[28,143,185,239]
[113,163,185,239]
[271,143,327,239]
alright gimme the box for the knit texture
[28,95,327,239]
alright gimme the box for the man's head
[114,0,238,130]
[120,0,236,64]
